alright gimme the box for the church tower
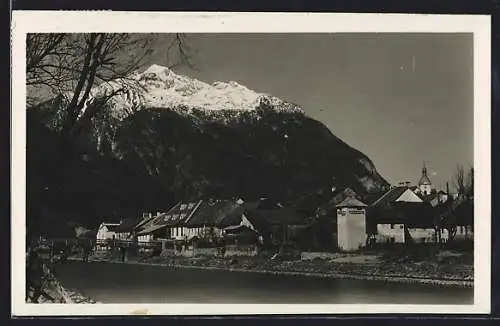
[418,162,432,195]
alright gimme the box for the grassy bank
[74,249,473,288]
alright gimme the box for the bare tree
[27,33,193,145]
[453,164,467,196]
[443,164,474,244]
[26,33,194,247]
[466,166,474,195]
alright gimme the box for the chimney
[149,212,152,218]
[446,182,450,195]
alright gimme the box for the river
[53,261,473,304]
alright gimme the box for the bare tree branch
[27,33,194,141]
[453,164,466,195]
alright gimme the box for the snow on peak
[143,63,172,75]
[85,64,304,120]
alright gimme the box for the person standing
[120,245,126,262]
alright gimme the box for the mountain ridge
[28,64,390,223]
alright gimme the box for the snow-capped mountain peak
[58,64,304,122]
[83,64,304,120]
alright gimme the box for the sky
[142,33,472,190]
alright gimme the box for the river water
[53,261,473,304]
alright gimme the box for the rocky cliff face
[28,64,389,221]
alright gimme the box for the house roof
[100,218,122,225]
[162,201,202,226]
[371,186,413,207]
[113,218,138,233]
[135,201,202,235]
[224,224,257,233]
[224,225,259,237]
[136,223,169,236]
[135,214,157,231]
[185,199,240,228]
[336,197,368,208]
[218,200,261,227]
[103,224,121,232]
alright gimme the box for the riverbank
[69,250,473,288]
[27,263,98,304]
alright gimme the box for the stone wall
[300,252,340,260]
[161,245,257,257]
[225,244,259,257]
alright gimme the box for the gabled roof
[135,214,157,231]
[136,201,202,235]
[218,200,261,227]
[224,224,258,236]
[162,201,202,226]
[100,221,121,227]
[113,218,138,233]
[371,186,419,207]
[336,197,368,208]
[101,223,121,232]
[185,199,240,227]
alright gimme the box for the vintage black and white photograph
[11,12,491,315]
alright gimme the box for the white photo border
[11,11,491,316]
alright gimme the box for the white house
[368,185,437,244]
[336,196,368,251]
[96,222,120,241]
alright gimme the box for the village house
[134,212,158,243]
[135,207,182,242]
[112,218,138,241]
[95,221,121,251]
[183,199,246,242]
[96,221,121,241]
[134,201,204,243]
[243,206,306,247]
[367,185,437,244]
[165,201,203,240]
